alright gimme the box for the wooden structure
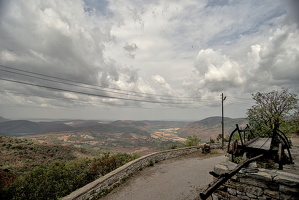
[227,124,293,167]
[199,124,294,200]
[200,154,263,200]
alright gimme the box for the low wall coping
[214,161,299,187]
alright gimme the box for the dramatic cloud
[194,49,244,92]
[0,0,297,120]
[243,26,299,93]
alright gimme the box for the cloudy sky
[0,0,298,121]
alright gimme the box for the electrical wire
[0,65,255,106]
[0,64,202,100]
[0,78,199,105]
[0,90,205,110]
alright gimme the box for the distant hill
[8,120,187,155]
[0,120,72,136]
[110,120,189,131]
[110,120,148,128]
[73,123,150,136]
[177,116,248,142]
[62,120,110,128]
[0,116,9,123]
[0,120,42,136]
[0,117,247,155]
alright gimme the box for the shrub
[2,159,92,200]
[185,135,201,147]
[88,152,139,177]
[0,152,139,200]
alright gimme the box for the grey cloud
[0,1,104,85]
[123,42,138,58]
[259,27,299,82]
[126,68,139,83]
[286,0,299,27]
[244,26,299,93]
[0,0,150,108]
[0,0,10,19]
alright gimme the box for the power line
[1,67,188,101]
[0,65,254,105]
[0,64,202,100]
[0,78,198,105]
[0,90,205,110]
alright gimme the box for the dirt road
[101,152,226,200]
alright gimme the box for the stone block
[258,195,276,200]
[228,188,237,196]
[225,181,238,189]
[211,194,219,200]
[279,184,299,194]
[247,171,273,182]
[237,195,250,200]
[279,193,297,200]
[239,177,278,190]
[263,189,279,199]
[274,173,299,187]
[246,192,257,198]
[236,190,246,196]
[214,161,237,175]
[228,196,238,200]
[244,185,263,196]
[214,190,229,199]
[236,183,245,192]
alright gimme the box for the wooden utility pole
[221,93,226,149]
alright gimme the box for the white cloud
[0,0,298,120]
[193,49,244,92]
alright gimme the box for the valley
[0,116,248,155]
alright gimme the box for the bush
[185,135,201,147]
[89,152,139,177]
[0,152,140,200]
[2,159,92,200]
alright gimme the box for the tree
[185,135,201,147]
[247,89,298,136]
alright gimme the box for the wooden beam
[199,154,264,200]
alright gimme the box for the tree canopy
[246,89,298,136]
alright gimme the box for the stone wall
[63,144,220,200]
[212,161,299,200]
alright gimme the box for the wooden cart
[199,124,294,200]
[227,124,293,168]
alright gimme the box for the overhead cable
[0,78,197,105]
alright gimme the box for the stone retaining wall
[63,144,220,200]
[213,161,299,200]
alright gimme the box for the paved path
[101,153,226,200]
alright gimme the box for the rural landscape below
[1,0,298,199]
[0,116,247,155]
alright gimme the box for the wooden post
[221,93,226,149]
[278,143,283,170]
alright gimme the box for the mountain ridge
[177,116,248,141]
[0,117,248,154]
[0,116,10,123]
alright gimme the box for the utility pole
[221,93,226,149]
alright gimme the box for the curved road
[101,153,226,200]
